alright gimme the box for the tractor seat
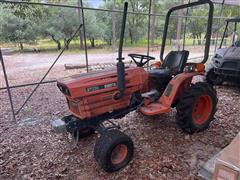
[148,69,171,78]
[149,50,189,78]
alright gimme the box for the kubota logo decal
[86,82,117,92]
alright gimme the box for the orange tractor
[53,0,217,172]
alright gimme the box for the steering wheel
[128,54,155,67]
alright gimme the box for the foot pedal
[140,101,170,116]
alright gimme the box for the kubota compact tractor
[52,0,217,172]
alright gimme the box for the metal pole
[0,49,16,122]
[176,0,184,50]
[111,0,116,52]
[77,0,84,50]
[147,0,152,70]
[219,21,228,48]
[15,25,83,115]
[116,2,128,99]
[79,0,89,72]
[214,0,225,52]
[183,0,191,50]
[0,80,56,91]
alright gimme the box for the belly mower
[52,0,217,172]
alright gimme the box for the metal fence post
[147,0,152,70]
[0,49,16,122]
[79,0,89,72]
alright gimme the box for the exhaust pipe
[117,2,128,99]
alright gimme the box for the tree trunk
[193,35,196,45]
[111,0,116,51]
[57,41,61,50]
[50,35,61,50]
[129,28,133,45]
[19,42,23,51]
[80,31,84,49]
[197,34,201,45]
[64,39,70,50]
[90,38,95,47]
[55,40,61,50]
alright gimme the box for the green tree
[85,10,104,47]
[41,6,80,50]
[102,0,148,45]
[97,1,115,46]
[125,0,148,44]
[0,7,40,50]
[187,7,208,45]
[41,9,64,50]
[43,1,104,49]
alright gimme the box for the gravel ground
[0,51,239,179]
[0,81,239,179]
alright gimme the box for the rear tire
[176,82,218,134]
[206,68,224,85]
[94,129,134,172]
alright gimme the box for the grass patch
[3,37,230,54]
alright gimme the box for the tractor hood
[57,67,148,99]
[213,47,240,68]
[215,47,240,60]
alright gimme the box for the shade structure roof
[226,17,240,22]
[212,0,240,6]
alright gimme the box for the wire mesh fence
[0,0,239,122]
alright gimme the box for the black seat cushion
[149,69,172,78]
[149,50,189,79]
[161,50,189,74]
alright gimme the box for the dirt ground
[0,51,239,179]
[1,47,210,85]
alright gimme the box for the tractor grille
[222,62,238,69]
[68,100,80,115]
[215,68,240,77]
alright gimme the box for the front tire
[206,68,224,85]
[94,129,134,172]
[176,82,218,134]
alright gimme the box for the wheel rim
[192,95,213,126]
[111,144,128,165]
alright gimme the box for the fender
[140,72,202,116]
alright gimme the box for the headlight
[215,54,222,59]
[57,83,71,96]
[184,64,195,72]
[183,63,205,73]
